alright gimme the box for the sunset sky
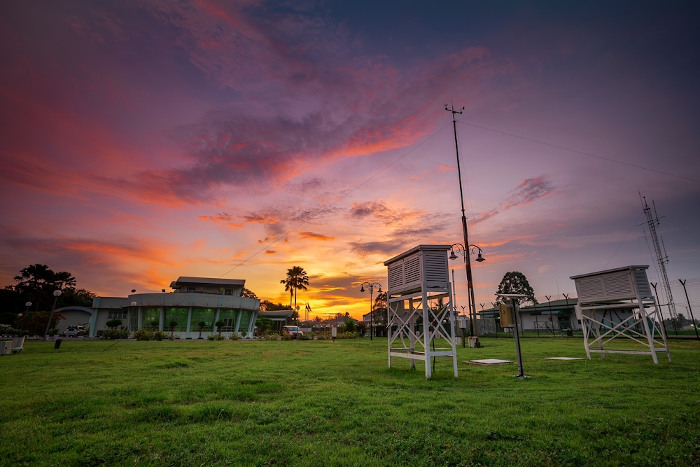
[2,1,699,319]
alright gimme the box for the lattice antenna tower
[641,195,676,321]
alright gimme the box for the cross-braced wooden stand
[570,265,671,364]
[384,245,458,379]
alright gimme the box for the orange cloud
[298,232,335,241]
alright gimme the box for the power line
[461,121,700,183]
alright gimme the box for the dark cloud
[349,240,404,257]
[472,175,555,224]
[505,175,555,209]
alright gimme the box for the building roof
[569,265,648,280]
[170,277,245,289]
[383,244,452,266]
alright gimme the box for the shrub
[153,330,165,341]
[229,333,241,340]
[101,329,129,340]
[132,329,152,341]
[106,319,122,329]
[207,334,225,341]
[0,324,21,336]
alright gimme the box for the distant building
[60,277,264,338]
[478,297,580,334]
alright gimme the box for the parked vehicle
[64,325,87,337]
[282,325,303,338]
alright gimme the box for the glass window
[218,309,239,332]
[191,308,215,332]
[238,310,253,334]
[164,307,188,332]
[143,307,160,329]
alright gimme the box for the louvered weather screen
[570,265,670,364]
[384,245,457,378]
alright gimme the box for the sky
[1,0,699,320]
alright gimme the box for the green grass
[0,337,698,466]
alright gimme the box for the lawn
[0,337,698,466]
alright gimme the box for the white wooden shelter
[384,245,458,378]
[570,265,670,364]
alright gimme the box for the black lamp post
[497,293,528,378]
[360,282,382,341]
[449,243,485,337]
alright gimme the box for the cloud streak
[472,175,555,224]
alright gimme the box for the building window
[191,308,215,332]
[238,310,253,333]
[164,307,188,332]
[218,308,239,332]
[143,307,160,329]
[108,310,127,319]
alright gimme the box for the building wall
[91,292,260,338]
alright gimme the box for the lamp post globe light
[449,243,485,338]
[360,282,383,341]
[43,289,62,341]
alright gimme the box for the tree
[260,300,293,311]
[496,271,537,305]
[255,317,273,335]
[14,264,77,310]
[241,288,258,299]
[106,319,122,330]
[6,264,94,315]
[197,321,206,339]
[215,319,225,337]
[280,266,310,310]
[372,291,388,324]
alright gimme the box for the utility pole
[641,196,677,326]
[445,104,477,340]
[679,279,699,339]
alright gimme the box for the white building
[63,277,261,338]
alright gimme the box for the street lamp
[449,243,486,337]
[360,282,383,341]
[44,289,62,341]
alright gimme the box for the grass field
[1,337,698,466]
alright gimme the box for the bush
[229,333,241,340]
[153,330,165,341]
[101,329,129,340]
[0,324,21,336]
[132,329,152,341]
[207,334,225,341]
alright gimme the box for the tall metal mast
[445,104,477,337]
[641,196,676,322]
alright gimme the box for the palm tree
[280,266,310,311]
